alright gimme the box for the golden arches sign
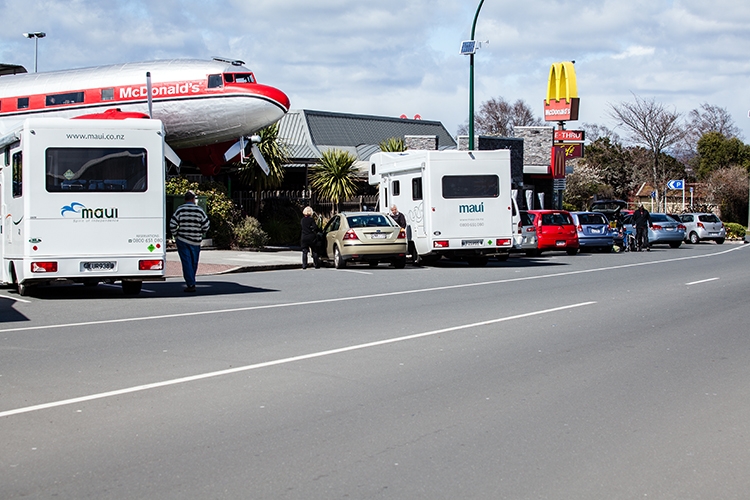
[543,61,580,122]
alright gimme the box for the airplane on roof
[0,57,290,175]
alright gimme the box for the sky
[1,0,749,143]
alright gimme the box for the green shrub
[724,222,746,239]
[166,177,240,249]
[234,216,269,248]
[260,199,304,246]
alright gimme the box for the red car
[526,210,579,256]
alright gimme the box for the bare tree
[687,103,743,142]
[457,96,541,137]
[608,94,683,204]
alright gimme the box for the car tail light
[652,224,662,230]
[31,261,57,273]
[677,224,686,231]
[496,238,512,246]
[697,222,705,229]
[397,228,406,239]
[139,259,164,271]
[433,240,449,248]
[577,224,583,232]
[343,229,359,240]
[517,221,522,234]
[525,226,536,233]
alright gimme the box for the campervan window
[392,180,400,196]
[12,152,22,197]
[45,148,148,193]
[442,175,499,199]
[412,177,423,201]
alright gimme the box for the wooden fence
[232,190,380,217]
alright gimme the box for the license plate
[556,240,566,246]
[370,233,388,239]
[590,228,601,234]
[665,227,674,231]
[462,239,483,247]
[82,261,116,271]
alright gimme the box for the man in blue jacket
[170,191,210,292]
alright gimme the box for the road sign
[667,179,684,190]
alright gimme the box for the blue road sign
[667,179,684,190]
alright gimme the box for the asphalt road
[2,243,749,499]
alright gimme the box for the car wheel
[669,241,682,248]
[689,232,700,244]
[716,238,725,244]
[334,246,346,269]
[17,282,30,296]
[393,257,407,269]
[566,248,578,256]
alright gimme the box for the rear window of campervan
[442,175,499,198]
[45,148,147,192]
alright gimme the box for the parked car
[622,213,686,248]
[673,213,726,244]
[512,210,538,253]
[526,210,579,255]
[588,199,632,223]
[320,212,407,269]
[570,211,615,252]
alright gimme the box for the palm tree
[236,123,288,217]
[309,149,360,214]
[379,137,405,152]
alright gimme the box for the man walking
[170,191,210,292]
[632,205,652,252]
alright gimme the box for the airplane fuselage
[0,59,290,173]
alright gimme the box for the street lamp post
[23,32,46,73]
[468,0,485,151]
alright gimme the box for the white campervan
[0,117,167,295]
[369,150,514,266]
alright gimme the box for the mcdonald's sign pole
[468,0,484,151]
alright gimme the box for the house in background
[277,109,457,190]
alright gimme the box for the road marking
[0,294,31,304]
[686,277,720,286]
[0,301,595,418]
[0,244,745,335]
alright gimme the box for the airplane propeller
[223,135,270,175]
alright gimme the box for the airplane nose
[251,83,290,113]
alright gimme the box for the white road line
[0,294,31,304]
[686,277,720,286]
[0,301,596,419]
[0,244,745,335]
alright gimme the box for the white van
[369,150,514,266]
[0,117,167,295]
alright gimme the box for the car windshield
[578,213,607,225]
[541,213,572,225]
[346,214,393,228]
[698,214,720,223]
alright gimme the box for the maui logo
[61,202,119,219]
[459,202,484,214]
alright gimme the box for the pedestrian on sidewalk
[300,206,321,270]
[170,191,210,292]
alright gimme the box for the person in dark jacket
[632,205,652,251]
[170,191,210,292]
[390,204,407,228]
[300,206,320,269]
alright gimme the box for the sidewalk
[165,248,302,277]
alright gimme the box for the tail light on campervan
[139,260,164,271]
[31,262,58,273]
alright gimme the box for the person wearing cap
[170,191,210,292]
